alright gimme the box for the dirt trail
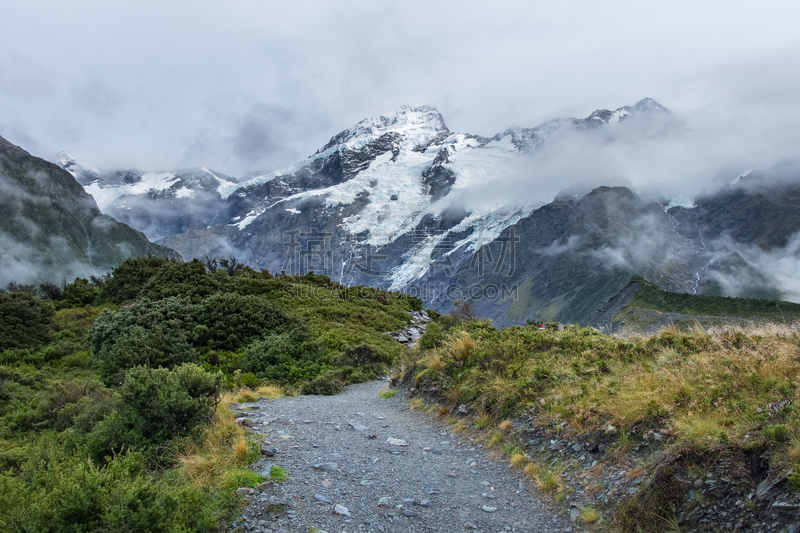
[232,380,573,533]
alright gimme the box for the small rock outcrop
[388,310,431,346]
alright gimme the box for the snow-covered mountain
[59,153,239,241]
[63,99,800,324]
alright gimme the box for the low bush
[0,291,55,350]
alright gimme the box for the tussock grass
[177,389,262,489]
[578,506,602,524]
[257,385,282,399]
[786,436,800,464]
[447,331,476,361]
[498,419,513,433]
[401,317,800,466]
[510,453,529,468]
[487,431,503,447]
[534,468,560,492]
[378,389,398,399]
[475,409,490,429]
[523,462,543,479]
[409,398,424,410]
[234,389,258,403]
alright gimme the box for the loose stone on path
[233,380,569,532]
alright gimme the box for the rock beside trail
[389,310,431,346]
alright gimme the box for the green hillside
[0,257,418,531]
[617,275,800,322]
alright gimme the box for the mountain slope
[585,274,800,333]
[0,135,176,285]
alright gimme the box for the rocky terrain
[229,381,573,533]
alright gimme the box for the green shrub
[418,322,446,349]
[59,278,100,308]
[789,470,800,491]
[116,364,223,445]
[765,424,788,443]
[241,329,331,384]
[94,324,198,385]
[0,446,223,532]
[192,293,295,351]
[0,291,55,351]
[99,256,173,304]
[139,259,221,302]
[300,371,345,395]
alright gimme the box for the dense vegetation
[0,257,418,531]
[400,316,800,531]
[620,275,800,322]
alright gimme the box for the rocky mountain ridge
[57,100,800,325]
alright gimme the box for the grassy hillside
[398,315,800,531]
[0,257,418,531]
[620,275,800,321]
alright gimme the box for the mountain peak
[632,97,669,113]
[317,104,449,154]
[586,98,670,125]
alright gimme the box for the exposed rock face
[0,135,176,285]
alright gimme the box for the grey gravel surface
[232,380,572,533]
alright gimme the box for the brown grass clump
[448,331,476,361]
[577,506,601,524]
[510,453,529,468]
[419,353,446,372]
[256,385,282,399]
[498,419,513,433]
[234,389,258,403]
[232,436,249,462]
[437,406,450,417]
[176,390,259,488]
[523,462,543,479]
[786,436,800,464]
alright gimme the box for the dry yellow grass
[498,419,513,433]
[419,353,445,372]
[577,506,601,524]
[176,389,258,488]
[510,453,529,468]
[523,462,543,479]
[437,406,450,417]
[448,331,476,361]
[233,389,258,403]
[409,398,424,410]
[535,470,560,491]
[232,436,249,462]
[787,436,800,464]
[256,385,282,399]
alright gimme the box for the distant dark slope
[586,275,800,333]
[0,135,176,285]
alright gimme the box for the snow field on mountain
[84,172,177,211]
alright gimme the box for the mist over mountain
[56,99,800,323]
[0,135,176,287]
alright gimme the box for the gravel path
[232,380,572,533]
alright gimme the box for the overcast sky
[1,0,799,176]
